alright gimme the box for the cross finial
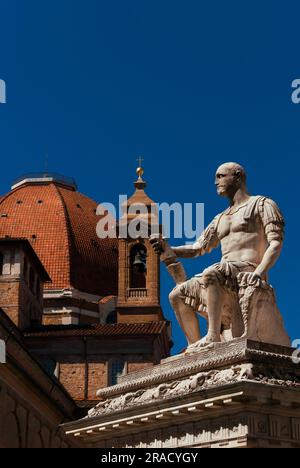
[137,156,144,168]
[136,156,144,179]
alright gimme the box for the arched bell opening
[129,243,147,290]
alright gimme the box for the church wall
[127,361,154,374]
[59,358,87,401]
[87,358,108,401]
[26,336,159,404]
[0,279,20,327]
[0,277,42,330]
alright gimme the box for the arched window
[0,251,3,275]
[130,244,147,289]
[108,359,126,386]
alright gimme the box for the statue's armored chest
[217,205,260,239]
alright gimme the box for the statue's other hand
[237,271,262,287]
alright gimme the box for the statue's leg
[187,269,224,350]
[169,288,201,346]
[202,278,224,344]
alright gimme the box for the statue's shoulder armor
[256,196,285,239]
[257,196,284,222]
[243,195,264,220]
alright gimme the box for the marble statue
[151,162,290,352]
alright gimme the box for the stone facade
[0,308,81,448]
[63,340,300,448]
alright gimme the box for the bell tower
[117,163,164,324]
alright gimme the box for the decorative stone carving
[89,341,300,418]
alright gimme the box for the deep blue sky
[0,1,299,354]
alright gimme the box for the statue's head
[215,162,247,198]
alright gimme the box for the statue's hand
[237,271,262,287]
[149,236,165,255]
[149,235,177,264]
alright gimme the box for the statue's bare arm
[150,217,219,261]
[241,198,285,282]
[150,237,204,263]
[171,241,205,259]
[254,235,282,278]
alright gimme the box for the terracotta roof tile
[24,321,166,338]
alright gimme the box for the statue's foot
[185,334,220,354]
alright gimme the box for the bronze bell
[133,251,147,273]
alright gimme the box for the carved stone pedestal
[63,339,300,448]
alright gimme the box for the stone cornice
[97,339,297,399]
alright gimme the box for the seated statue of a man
[151,162,288,352]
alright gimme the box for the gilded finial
[136,156,144,179]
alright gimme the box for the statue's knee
[169,287,181,305]
[201,269,218,287]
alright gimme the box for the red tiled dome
[0,176,118,296]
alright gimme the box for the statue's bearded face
[215,166,240,197]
